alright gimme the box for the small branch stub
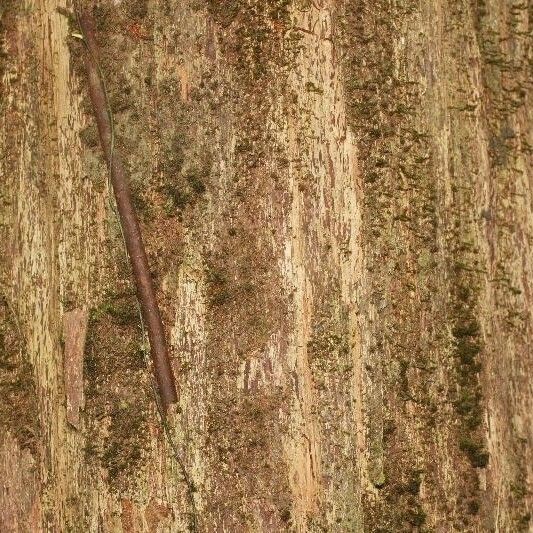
[78,10,178,410]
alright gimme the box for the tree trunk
[1,1,532,531]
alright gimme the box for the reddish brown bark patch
[0,434,42,532]
[63,308,89,428]
[144,499,172,532]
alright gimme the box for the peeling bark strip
[63,308,89,428]
[78,10,178,409]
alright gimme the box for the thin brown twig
[78,9,178,411]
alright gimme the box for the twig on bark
[77,10,178,411]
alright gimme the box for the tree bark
[1,1,532,532]
[78,8,178,410]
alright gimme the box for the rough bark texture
[0,0,532,532]
[79,8,178,410]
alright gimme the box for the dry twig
[78,10,178,410]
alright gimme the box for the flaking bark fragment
[63,308,88,428]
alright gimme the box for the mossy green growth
[517,513,531,531]
[454,389,483,429]
[123,0,149,20]
[205,264,232,307]
[403,470,422,495]
[0,0,20,81]
[94,295,138,327]
[160,152,211,216]
[129,181,154,222]
[162,183,190,212]
[459,436,489,468]
[101,402,149,482]
[84,277,150,490]
[405,504,427,527]
[450,261,488,468]
[208,0,291,84]
[185,169,207,194]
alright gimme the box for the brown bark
[1,0,532,531]
[78,8,177,410]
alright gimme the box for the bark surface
[1,1,532,532]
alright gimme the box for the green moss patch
[84,270,151,490]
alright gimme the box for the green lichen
[405,504,427,527]
[450,266,488,467]
[124,0,149,20]
[205,264,231,307]
[159,133,211,216]
[459,436,489,469]
[101,402,149,482]
[98,296,138,326]
[84,277,150,490]
[185,169,207,194]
